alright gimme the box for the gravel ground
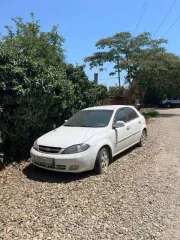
[0,108,180,240]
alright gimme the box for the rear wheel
[166,103,172,108]
[137,129,147,147]
[94,147,110,174]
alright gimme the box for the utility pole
[117,57,121,87]
[117,69,121,87]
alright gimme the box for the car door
[113,108,130,154]
[124,107,142,145]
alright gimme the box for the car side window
[115,109,128,123]
[173,97,178,100]
[125,107,138,121]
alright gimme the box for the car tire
[166,103,171,108]
[94,147,110,174]
[137,129,147,147]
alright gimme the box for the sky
[1,0,180,87]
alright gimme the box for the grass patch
[141,108,159,119]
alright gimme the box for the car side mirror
[113,121,125,128]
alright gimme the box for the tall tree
[66,64,107,111]
[0,14,107,163]
[137,52,180,104]
[84,32,167,87]
[0,14,72,161]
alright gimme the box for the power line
[154,0,177,36]
[134,0,148,35]
[105,62,112,70]
[96,62,112,76]
[98,77,118,81]
[161,15,180,37]
[96,63,118,85]
[91,77,117,82]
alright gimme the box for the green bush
[0,15,107,163]
[142,109,159,118]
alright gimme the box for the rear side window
[115,109,128,123]
[125,107,138,121]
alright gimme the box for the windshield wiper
[79,125,99,127]
[64,124,103,128]
[64,124,80,127]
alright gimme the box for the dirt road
[0,108,180,240]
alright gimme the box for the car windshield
[64,110,113,128]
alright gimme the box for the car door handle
[138,120,141,124]
[126,126,130,130]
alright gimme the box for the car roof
[83,105,134,111]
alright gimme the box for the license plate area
[33,156,54,168]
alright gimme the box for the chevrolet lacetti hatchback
[30,105,147,174]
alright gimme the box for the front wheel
[94,147,110,174]
[137,129,147,147]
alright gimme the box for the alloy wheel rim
[101,150,109,170]
[141,131,147,146]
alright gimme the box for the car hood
[37,126,104,148]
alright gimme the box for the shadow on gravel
[23,145,137,183]
[23,164,94,183]
[113,145,136,162]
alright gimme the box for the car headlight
[33,140,39,151]
[62,144,90,154]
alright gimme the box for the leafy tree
[0,14,107,163]
[2,13,65,66]
[84,32,167,87]
[66,64,107,111]
[0,14,72,161]
[137,52,180,104]
[85,31,180,105]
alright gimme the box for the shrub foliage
[0,14,107,162]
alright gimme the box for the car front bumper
[30,147,95,173]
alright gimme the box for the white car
[161,97,180,108]
[30,105,147,174]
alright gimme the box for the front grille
[56,165,66,170]
[39,145,61,154]
[38,163,55,169]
